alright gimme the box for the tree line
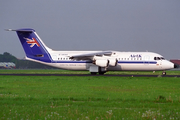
[0,52,56,69]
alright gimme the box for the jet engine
[108,58,118,66]
[94,59,109,67]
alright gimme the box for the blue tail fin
[12,28,52,62]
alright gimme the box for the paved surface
[0,74,180,77]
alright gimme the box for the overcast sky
[1,0,180,60]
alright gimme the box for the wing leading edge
[69,51,112,60]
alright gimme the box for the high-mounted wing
[69,51,112,60]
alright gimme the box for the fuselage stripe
[40,60,157,64]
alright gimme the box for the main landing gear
[90,72,106,75]
[90,66,106,75]
[91,72,97,75]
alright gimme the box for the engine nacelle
[94,59,109,67]
[108,59,118,66]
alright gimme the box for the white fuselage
[9,28,175,73]
[26,51,174,71]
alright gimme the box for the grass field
[0,70,180,119]
[1,69,180,75]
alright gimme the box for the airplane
[6,28,177,75]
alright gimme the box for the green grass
[0,69,180,75]
[0,73,180,119]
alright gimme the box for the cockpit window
[161,57,165,60]
[154,57,165,60]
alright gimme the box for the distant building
[170,60,180,65]
[0,62,16,69]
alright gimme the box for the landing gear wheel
[91,72,97,75]
[162,71,166,75]
[99,72,105,75]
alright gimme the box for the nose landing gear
[162,71,166,75]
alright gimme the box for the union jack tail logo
[24,37,40,47]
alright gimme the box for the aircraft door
[158,59,162,68]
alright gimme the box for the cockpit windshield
[154,57,165,60]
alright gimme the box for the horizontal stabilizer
[5,28,35,32]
